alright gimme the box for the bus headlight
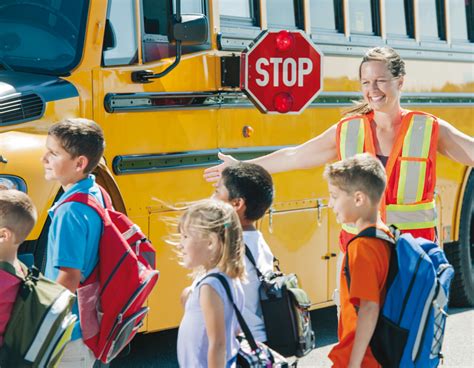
[0,176,27,192]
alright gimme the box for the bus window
[309,0,340,33]
[102,0,138,66]
[449,0,469,43]
[267,0,303,30]
[141,0,208,63]
[349,0,378,35]
[385,0,413,38]
[418,0,445,41]
[220,0,259,27]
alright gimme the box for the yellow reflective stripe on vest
[340,118,365,160]
[386,200,437,230]
[342,223,358,234]
[397,114,434,204]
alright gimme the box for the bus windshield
[0,0,89,75]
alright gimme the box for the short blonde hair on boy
[0,190,37,244]
[323,153,387,205]
[180,199,245,280]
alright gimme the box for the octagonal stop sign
[240,30,323,114]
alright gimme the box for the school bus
[0,0,472,334]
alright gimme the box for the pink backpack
[61,186,159,363]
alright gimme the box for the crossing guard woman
[204,46,474,250]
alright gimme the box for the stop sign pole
[240,30,324,114]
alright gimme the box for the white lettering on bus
[254,57,314,87]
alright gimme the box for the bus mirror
[171,14,208,45]
[131,1,208,83]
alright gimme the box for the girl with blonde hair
[176,199,245,368]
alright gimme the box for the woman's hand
[203,152,239,183]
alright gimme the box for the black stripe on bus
[104,91,474,113]
[112,146,287,175]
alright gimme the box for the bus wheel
[445,171,474,307]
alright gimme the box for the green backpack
[0,262,77,368]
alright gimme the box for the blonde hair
[344,47,406,116]
[323,153,387,205]
[0,190,37,244]
[179,199,245,280]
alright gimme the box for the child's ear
[207,232,219,250]
[232,198,245,212]
[0,227,13,243]
[75,155,89,173]
[354,191,366,207]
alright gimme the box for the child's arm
[180,286,192,308]
[200,284,226,368]
[348,299,380,368]
[56,267,82,293]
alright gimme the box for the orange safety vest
[335,110,439,251]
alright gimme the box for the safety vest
[335,110,439,238]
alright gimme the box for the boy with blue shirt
[42,118,105,367]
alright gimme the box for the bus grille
[0,94,44,126]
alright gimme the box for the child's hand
[180,286,192,307]
[203,153,238,183]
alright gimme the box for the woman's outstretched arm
[437,119,474,167]
[204,124,338,182]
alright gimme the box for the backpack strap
[200,273,260,353]
[244,244,264,280]
[244,244,280,279]
[60,192,108,224]
[344,226,398,312]
[0,261,26,281]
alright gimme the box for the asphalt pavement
[110,307,473,368]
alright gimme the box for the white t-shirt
[242,230,274,342]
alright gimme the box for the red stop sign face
[241,30,323,114]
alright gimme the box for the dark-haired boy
[0,190,37,348]
[212,162,274,342]
[42,118,105,367]
[324,153,392,368]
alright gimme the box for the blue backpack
[345,226,454,367]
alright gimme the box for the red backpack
[60,186,159,363]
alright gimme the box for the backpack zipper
[100,249,131,296]
[397,253,424,324]
[100,270,159,356]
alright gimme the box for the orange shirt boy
[323,153,391,368]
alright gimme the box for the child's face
[42,135,85,187]
[212,178,230,203]
[179,224,216,270]
[327,183,359,224]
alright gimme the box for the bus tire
[445,171,474,307]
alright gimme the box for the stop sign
[240,30,323,114]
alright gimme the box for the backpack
[0,262,76,368]
[202,273,289,368]
[345,226,455,368]
[60,186,159,364]
[245,246,315,358]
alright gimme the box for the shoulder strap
[59,185,112,222]
[200,273,260,352]
[245,244,280,278]
[244,244,264,279]
[0,261,25,281]
[344,226,398,307]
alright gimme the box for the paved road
[111,307,473,367]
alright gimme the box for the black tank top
[376,154,389,167]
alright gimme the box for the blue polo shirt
[45,174,103,340]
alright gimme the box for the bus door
[92,0,216,331]
[217,104,333,306]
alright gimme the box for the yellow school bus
[0,0,472,334]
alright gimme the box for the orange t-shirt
[328,231,391,368]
